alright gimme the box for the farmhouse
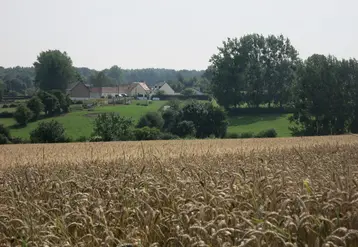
[67,81,151,99]
[152,82,175,95]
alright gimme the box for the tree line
[208,33,358,136]
[0,63,204,98]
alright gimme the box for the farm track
[1,136,358,246]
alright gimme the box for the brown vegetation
[1,136,358,246]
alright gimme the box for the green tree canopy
[34,50,76,92]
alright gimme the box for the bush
[137,112,164,129]
[225,132,240,139]
[89,135,103,142]
[9,103,17,108]
[255,128,278,138]
[14,104,33,126]
[240,132,254,138]
[173,120,196,137]
[134,127,161,141]
[2,104,9,108]
[37,91,60,116]
[0,124,11,144]
[0,134,10,144]
[27,96,44,120]
[30,120,68,143]
[136,102,140,105]
[158,132,180,140]
[74,100,83,105]
[0,111,14,118]
[93,113,134,141]
[162,108,180,132]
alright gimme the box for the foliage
[162,108,180,133]
[14,104,33,126]
[134,127,161,140]
[181,88,196,96]
[26,96,44,120]
[240,132,255,138]
[209,34,299,109]
[37,91,60,116]
[289,55,357,136]
[255,128,278,138]
[93,113,134,141]
[158,132,180,140]
[173,120,196,137]
[137,111,164,129]
[180,101,228,138]
[34,50,75,92]
[30,120,68,143]
[0,124,11,144]
[50,90,70,113]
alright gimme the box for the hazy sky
[1,0,358,70]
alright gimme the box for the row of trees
[1,57,204,96]
[209,33,299,109]
[13,91,71,126]
[208,33,358,136]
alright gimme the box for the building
[66,81,91,100]
[66,81,151,99]
[152,82,175,95]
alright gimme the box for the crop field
[1,136,358,246]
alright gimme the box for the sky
[1,0,358,70]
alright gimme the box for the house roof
[138,82,150,91]
[90,87,102,93]
[154,82,166,87]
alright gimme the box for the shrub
[240,132,254,138]
[37,91,60,116]
[136,103,140,105]
[0,124,11,144]
[0,134,10,144]
[158,132,180,140]
[173,120,196,137]
[255,128,278,138]
[2,104,9,108]
[162,108,180,132]
[225,132,240,139]
[27,96,44,120]
[89,135,103,142]
[30,120,68,143]
[9,103,17,108]
[137,112,164,129]
[93,113,134,141]
[74,100,83,105]
[14,104,33,126]
[134,127,161,141]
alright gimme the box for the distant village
[66,81,180,101]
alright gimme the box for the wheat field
[1,135,358,246]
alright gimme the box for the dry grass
[1,135,358,246]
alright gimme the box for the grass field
[1,100,293,140]
[1,136,358,246]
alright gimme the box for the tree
[208,34,299,109]
[134,127,161,140]
[137,112,164,129]
[50,90,70,113]
[34,50,75,92]
[90,71,112,87]
[27,96,44,120]
[289,54,350,136]
[181,88,196,96]
[173,120,196,137]
[30,120,68,143]
[107,65,124,85]
[0,79,5,101]
[93,113,134,141]
[179,101,228,138]
[162,108,180,133]
[14,104,33,126]
[0,124,11,144]
[37,91,60,116]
